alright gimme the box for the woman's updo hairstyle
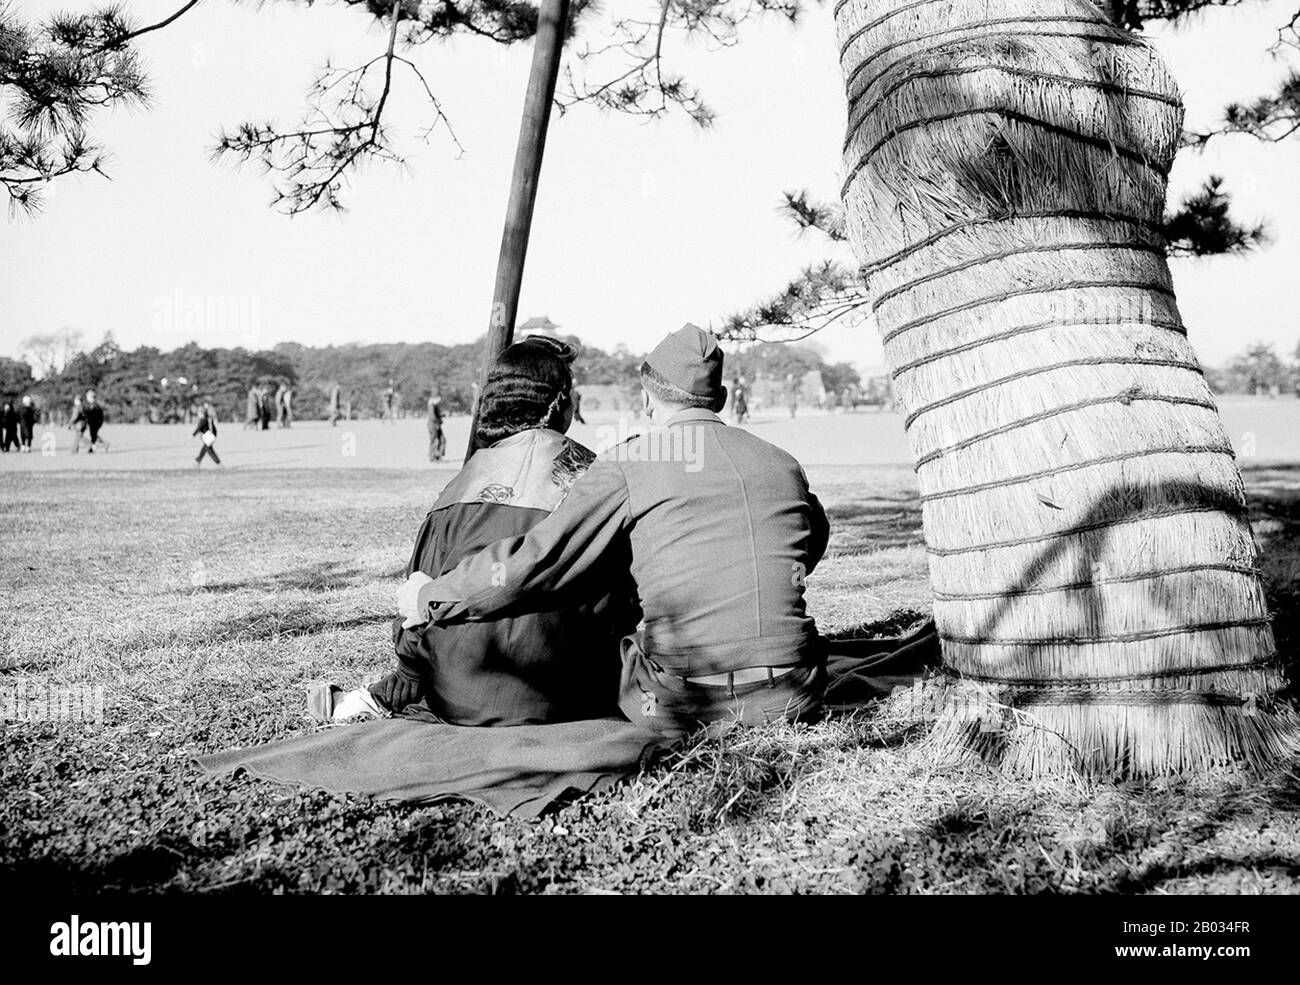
[474,335,577,446]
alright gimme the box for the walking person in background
[426,394,445,462]
[785,373,799,419]
[18,395,38,453]
[244,387,259,429]
[259,386,273,430]
[276,383,289,428]
[1,400,18,452]
[329,384,341,426]
[82,390,108,453]
[731,376,749,425]
[384,380,397,424]
[193,402,222,468]
[70,395,87,453]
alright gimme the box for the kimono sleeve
[390,510,449,679]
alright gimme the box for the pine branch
[718,261,868,343]
[1103,0,1247,32]
[1184,72,1300,147]
[4,0,819,213]
[779,190,846,242]
[0,2,150,213]
[558,0,712,125]
[557,0,815,126]
[1162,175,1268,257]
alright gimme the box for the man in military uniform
[399,324,830,735]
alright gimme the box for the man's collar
[661,407,724,427]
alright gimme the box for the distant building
[517,315,561,336]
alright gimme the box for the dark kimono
[391,428,639,726]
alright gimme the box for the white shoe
[331,687,386,722]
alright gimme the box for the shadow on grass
[202,606,392,643]
[1243,464,1300,697]
[189,560,371,594]
[0,657,54,674]
[1101,774,1300,891]
[1116,853,1300,890]
[1,804,475,895]
[2,846,195,895]
[907,766,1300,893]
[664,727,803,833]
[119,601,393,652]
[824,494,924,554]
[97,835,242,892]
[822,609,932,643]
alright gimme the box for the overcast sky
[2,0,1297,371]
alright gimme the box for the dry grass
[0,463,1297,894]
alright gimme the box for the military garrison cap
[644,323,724,400]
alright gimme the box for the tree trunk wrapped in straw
[835,0,1298,774]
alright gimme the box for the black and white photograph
[1,0,1299,937]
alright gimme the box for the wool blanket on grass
[197,626,940,818]
[822,626,941,710]
[198,715,670,819]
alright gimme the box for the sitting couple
[317,324,833,735]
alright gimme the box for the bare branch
[213,0,437,215]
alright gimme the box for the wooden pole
[465,0,570,459]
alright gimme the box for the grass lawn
[1,457,1298,894]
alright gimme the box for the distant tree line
[6,330,1290,423]
[3,331,648,424]
[4,330,873,424]
[1205,342,1300,397]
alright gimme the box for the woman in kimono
[313,336,638,726]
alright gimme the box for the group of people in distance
[0,389,107,454]
[69,390,109,453]
[1,395,41,453]
[245,383,293,430]
[0,380,449,468]
[314,324,920,736]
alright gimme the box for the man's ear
[712,385,728,414]
[641,388,652,417]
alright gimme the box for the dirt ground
[1,404,1298,894]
